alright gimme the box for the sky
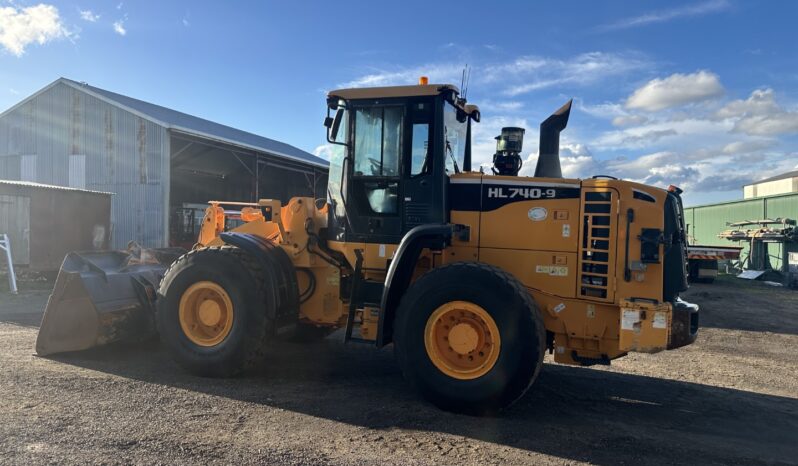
[1,0,797,206]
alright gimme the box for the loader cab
[324,84,478,244]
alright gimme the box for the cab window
[443,102,467,175]
[352,105,403,214]
[353,106,402,177]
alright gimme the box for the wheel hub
[178,281,234,347]
[448,323,479,355]
[198,300,222,327]
[424,301,501,380]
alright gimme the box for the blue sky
[1,0,797,205]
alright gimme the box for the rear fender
[219,232,299,322]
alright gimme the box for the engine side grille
[404,202,431,229]
[579,191,615,300]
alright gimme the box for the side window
[409,101,432,177]
[353,106,402,177]
[410,124,429,176]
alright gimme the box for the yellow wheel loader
[37,79,698,414]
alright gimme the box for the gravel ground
[1,276,797,465]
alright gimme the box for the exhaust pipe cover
[534,99,573,179]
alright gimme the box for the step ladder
[0,234,18,294]
[344,249,381,344]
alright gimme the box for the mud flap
[35,247,183,356]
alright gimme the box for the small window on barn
[20,155,36,182]
[69,155,86,189]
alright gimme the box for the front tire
[393,262,545,415]
[157,246,273,377]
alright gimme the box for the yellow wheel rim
[424,301,501,380]
[178,281,234,347]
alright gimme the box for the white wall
[744,177,798,199]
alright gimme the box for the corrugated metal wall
[684,193,798,269]
[0,194,30,264]
[0,82,169,248]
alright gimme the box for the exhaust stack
[534,99,573,178]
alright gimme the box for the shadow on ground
[44,336,798,465]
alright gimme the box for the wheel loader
[36,78,698,414]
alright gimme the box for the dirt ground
[1,276,797,465]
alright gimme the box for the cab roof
[328,84,459,100]
[327,83,480,120]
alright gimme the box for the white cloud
[597,0,730,31]
[338,63,463,89]
[0,3,70,56]
[313,144,332,161]
[593,117,733,151]
[501,52,650,97]
[625,70,724,112]
[113,19,126,36]
[477,100,524,112]
[79,10,99,22]
[612,114,649,127]
[337,51,650,99]
[733,113,798,136]
[519,144,601,179]
[715,88,779,119]
[715,89,798,136]
[721,140,777,155]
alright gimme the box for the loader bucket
[35,248,184,356]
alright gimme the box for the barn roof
[746,170,798,186]
[0,179,112,195]
[1,78,327,168]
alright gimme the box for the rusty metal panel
[0,194,30,264]
[0,82,170,249]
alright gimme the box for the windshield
[443,102,467,175]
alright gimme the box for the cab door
[347,104,404,243]
[402,98,445,232]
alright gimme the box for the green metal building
[684,192,798,269]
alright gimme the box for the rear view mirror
[330,108,344,142]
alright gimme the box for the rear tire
[393,262,545,415]
[157,246,273,377]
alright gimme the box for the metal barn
[684,192,798,270]
[0,78,328,249]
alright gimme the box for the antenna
[459,65,472,100]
